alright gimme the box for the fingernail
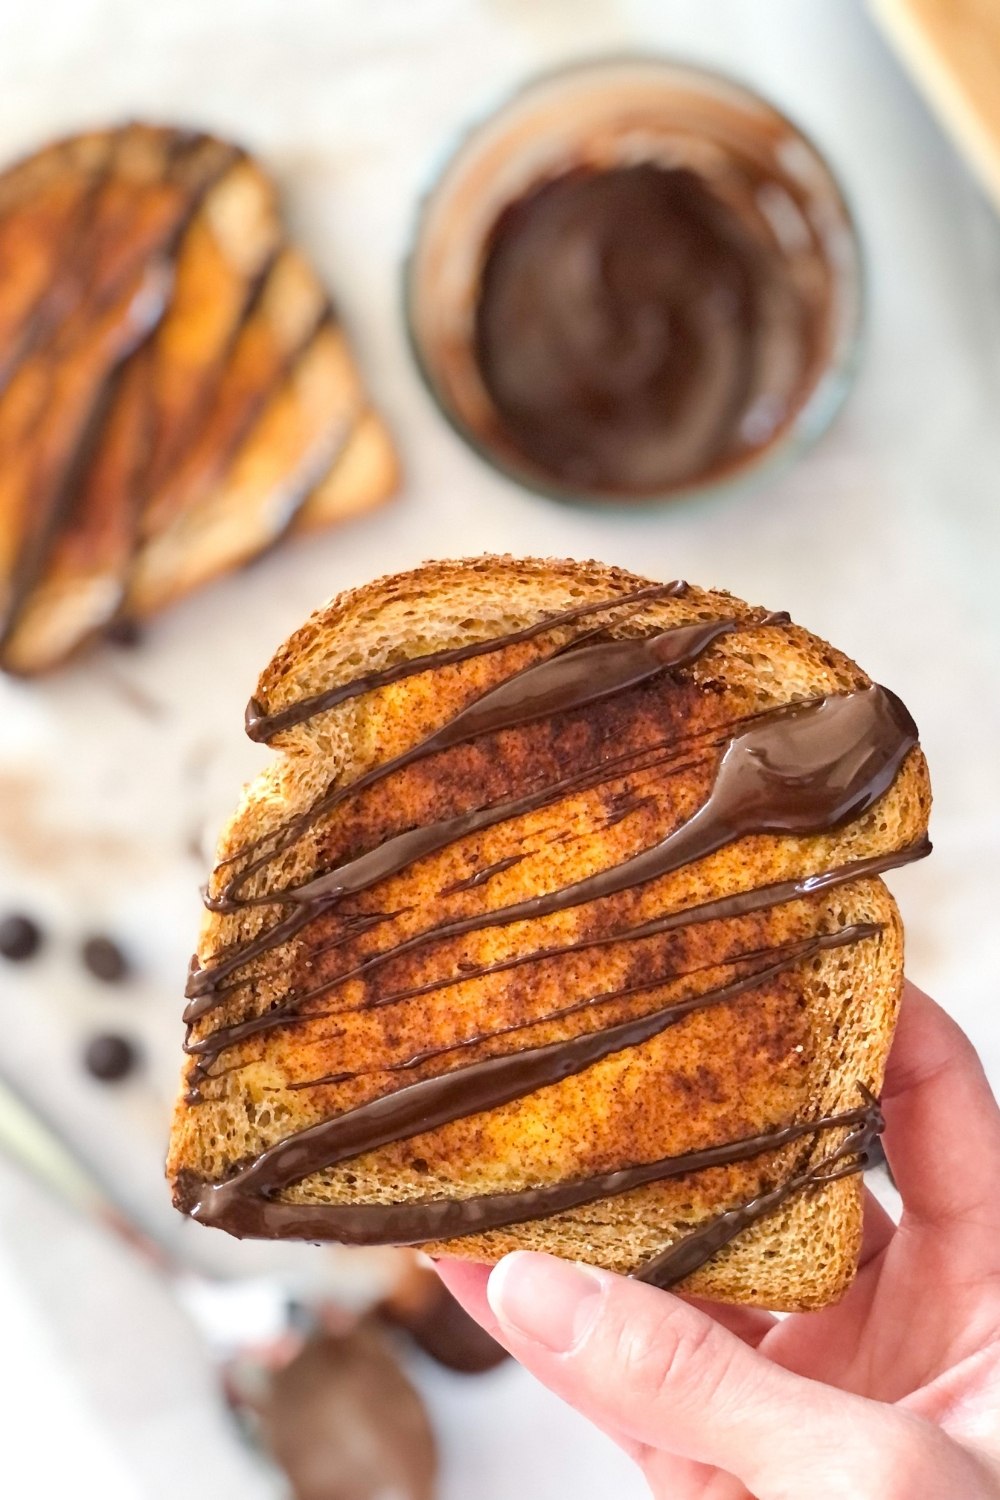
[487,1253,603,1353]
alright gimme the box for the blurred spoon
[0,1067,450,1496]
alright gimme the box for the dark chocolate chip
[0,913,43,962]
[105,617,142,648]
[84,1033,139,1082]
[81,935,130,983]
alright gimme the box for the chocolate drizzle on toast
[176,583,927,1286]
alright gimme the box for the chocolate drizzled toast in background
[0,122,397,674]
[168,557,931,1310]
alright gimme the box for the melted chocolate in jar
[475,164,826,495]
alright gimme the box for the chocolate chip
[105,617,142,648]
[81,935,129,983]
[0,913,43,962]
[83,1033,139,1082]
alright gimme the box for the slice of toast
[0,148,279,674]
[126,319,364,617]
[0,252,168,641]
[167,557,931,1310]
[292,408,401,535]
[0,124,397,673]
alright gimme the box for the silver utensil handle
[0,1068,172,1271]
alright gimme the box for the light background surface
[0,0,997,1494]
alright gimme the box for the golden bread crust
[168,556,930,1309]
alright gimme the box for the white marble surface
[0,1,997,1496]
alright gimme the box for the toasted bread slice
[126,319,363,617]
[0,123,397,673]
[0,124,242,662]
[167,557,931,1310]
[292,408,400,535]
[0,255,168,641]
[1,150,279,674]
[0,130,127,391]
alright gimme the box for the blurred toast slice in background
[292,408,401,536]
[0,123,397,674]
[127,319,364,617]
[2,146,281,673]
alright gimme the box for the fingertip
[484,1250,528,1320]
[485,1250,531,1328]
[488,1252,606,1353]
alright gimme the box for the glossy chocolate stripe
[192,923,876,1218]
[312,837,932,1021]
[186,616,741,1007]
[286,929,871,1090]
[244,579,689,742]
[193,688,918,1021]
[187,681,917,1020]
[208,717,708,917]
[388,686,919,938]
[197,730,713,1017]
[223,614,745,907]
[290,620,740,890]
[191,1094,881,1245]
[184,840,929,1071]
[634,1098,883,1287]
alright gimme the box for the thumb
[487,1253,986,1499]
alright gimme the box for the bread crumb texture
[168,556,930,1309]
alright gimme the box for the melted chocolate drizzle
[182,587,925,1280]
[187,612,743,1007]
[208,611,747,934]
[634,1092,884,1287]
[183,840,927,1085]
[192,1090,883,1250]
[193,924,875,1218]
[244,579,689,743]
[185,681,918,1039]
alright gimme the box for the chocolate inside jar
[471,158,838,498]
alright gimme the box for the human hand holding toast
[440,982,1000,1500]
